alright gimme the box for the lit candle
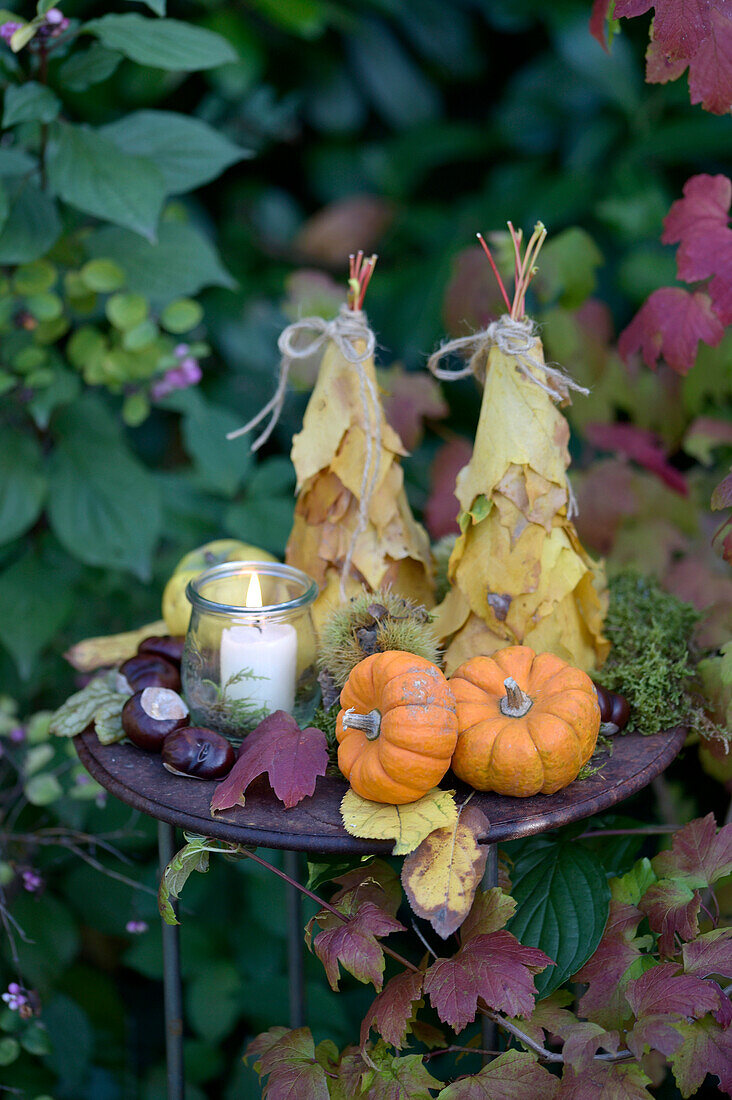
[219,573,298,715]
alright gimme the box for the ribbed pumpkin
[449,645,600,797]
[336,651,458,804]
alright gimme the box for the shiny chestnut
[593,682,630,734]
[162,727,235,780]
[120,654,181,692]
[137,635,185,666]
[122,688,189,751]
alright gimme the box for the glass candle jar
[181,561,318,737]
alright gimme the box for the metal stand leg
[158,821,185,1100]
[481,844,499,1063]
[284,850,305,1027]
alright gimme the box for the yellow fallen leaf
[340,787,457,856]
[401,804,490,939]
[64,621,168,672]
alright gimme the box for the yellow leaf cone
[434,337,609,674]
[286,337,434,634]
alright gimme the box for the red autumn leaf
[245,1026,330,1100]
[508,990,579,1047]
[293,194,393,265]
[438,1049,560,1099]
[561,1021,620,1071]
[574,459,637,555]
[423,930,552,1032]
[559,1059,655,1099]
[713,515,732,564]
[425,437,473,539]
[645,36,689,83]
[652,813,732,886]
[638,879,701,957]
[614,0,709,58]
[442,245,509,337]
[460,887,517,943]
[618,287,724,374]
[330,859,403,918]
[625,961,721,1019]
[360,1042,443,1099]
[312,900,405,992]
[210,710,328,813]
[584,421,688,495]
[682,927,732,979]
[712,468,732,510]
[575,901,648,1029]
[381,366,448,451]
[661,174,732,283]
[590,0,614,48]
[689,7,732,113]
[668,1016,732,1097]
[329,1046,367,1097]
[360,969,425,1050]
[626,1014,685,1060]
[710,271,732,323]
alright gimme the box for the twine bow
[227,304,381,597]
[427,314,589,404]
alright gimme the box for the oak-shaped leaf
[682,926,732,980]
[245,1026,329,1100]
[360,968,425,1050]
[618,287,723,374]
[460,887,517,943]
[423,930,552,1032]
[559,1059,655,1100]
[638,879,701,957]
[651,813,732,887]
[401,805,490,939]
[438,1049,560,1099]
[359,1040,442,1100]
[311,900,404,991]
[210,710,328,813]
[668,1016,732,1098]
[575,901,652,1030]
[340,787,458,856]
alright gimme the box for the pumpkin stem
[342,707,382,741]
[500,677,533,718]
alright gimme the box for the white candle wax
[219,622,298,716]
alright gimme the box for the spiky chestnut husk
[318,588,442,687]
[432,535,456,604]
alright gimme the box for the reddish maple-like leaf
[662,174,732,283]
[559,1058,655,1099]
[712,468,732,511]
[584,422,688,495]
[424,930,552,1032]
[626,961,720,1019]
[329,859,403,919]
[682,927,732,979]
[614,0,709,58]
[575,901,648,1029]
[590,0,614,48]
[312,900,404,992]
[626,1014,685,1060]
[438,1049,560,1098]
[360,1040,443,1099]
[689,7,732,113]
[425,437,473,539]
[382,366,448,451]
[460,887,517,943]
[668,1016,732,1097]
[638,879,701,957]
[245,1026,330,1100]
[360,969,425,1050]
[210,711,328,813]
[645,36,690,83]
[561,1021,620,1071]
[618,287,724,374]
[652,813,732,886]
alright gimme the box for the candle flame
[245,572,263,609]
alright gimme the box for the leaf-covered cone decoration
[438,1049,560,1099]
[63,619,168,671]
[424,930,552,1031]
[401,804,490,938]
[340,787,458,856]
[359,969,425,1050]
[285,263,434,635]
[245,1026,330,1100]
[432,228,608,675]
[210,710,328,813]
[310,901,405,991]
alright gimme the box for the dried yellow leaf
[340,787,458,856]
[401,804,490,939]
[64,621,168,672]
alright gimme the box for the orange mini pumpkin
[449,645,600,797]
[336,651,459,804]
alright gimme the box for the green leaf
[161,298,203,333]
[0,1037,20,1066]
[534,227,604,309]
[159,837,212,925]
[93,694,127,744]
[80,258,126,293]
[83,14,237,71]
[508,840,610,998]
[187,962,242,1042]
[10,21,40,53]
[20,1023,51,1056]
[106,291,148,329]
[26,368,81,430]
[0,550,74,678]
[224,495,294,557]
[47,397,162,579]
[100,110,248,194]
[0,180,7,234]
[122,391,151,425]
[244,0,330,38]
[163,388,252,497]
[59,43,122,91]
[49,672,126,739]
[0,148,35,176]
[3,81,61,126]
[24,772,63,805]
[139,0,166,13]
[0,180,61,264]
[85,221,235,302]
[48,122,165,240]
[13,258,56,294]
[24,743,54,775]
[0,428,46,545]
[26,291,63,322]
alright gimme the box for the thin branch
[423,1044,503,1061]
[65,843,158,898]
[577,825,680,839]
[411,920,439,960]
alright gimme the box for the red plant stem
[476,234,512,314]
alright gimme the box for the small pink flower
[125,920,149,935]
[22,870,43,893]
[0,22,22,42]
[9,726,25,743]
[2,983,28,1011]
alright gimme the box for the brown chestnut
[137,635,185,666]
[593,682,630,735]
[122,688,189,751]
[162,727,235,780]
[120,654,181,692]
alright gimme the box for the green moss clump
[312,700,339,763]
[318,588,441,688]
[598,570,699,735]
